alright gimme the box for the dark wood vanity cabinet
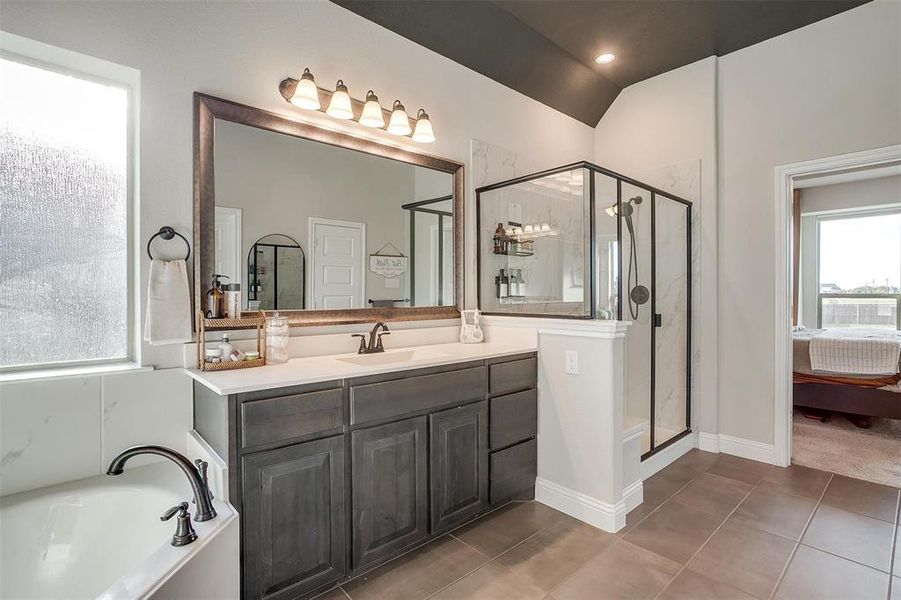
[351,417,429,569]
[242,436,346,600]
[429,401,489,533]
[193,351,537,600]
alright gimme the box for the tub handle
[161,501,198,546]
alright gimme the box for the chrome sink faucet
[352,322,390,354]
[106,445,217,522]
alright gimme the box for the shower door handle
[653,313,663,327]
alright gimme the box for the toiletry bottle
[495,275,502,300]
[517,269,527,297]
[205,274,229,318]
[224,283,241,319]
[511,270,521,297]
[499,269,508,299]
[493,223,505,254]
[219,334,233,359]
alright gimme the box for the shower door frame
[643,191,692,460]
[474,161,693,460]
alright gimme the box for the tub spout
[106,445,217,522]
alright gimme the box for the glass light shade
[605,204,617,217]
[359,90,385,128]
[326,80,354,120]
[386,100,412,136]
[412,109,435,143]
[291,68,320,110]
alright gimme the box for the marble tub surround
[186,340,536,396]
[0,368,192,497]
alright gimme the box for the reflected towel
[144,259,192,345]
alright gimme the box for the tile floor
[320,450,901,600]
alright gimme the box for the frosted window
[0,58,129,369]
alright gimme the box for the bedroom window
[0,47,136,371]
[817,211,901,330]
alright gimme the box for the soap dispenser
[205,274,229,318]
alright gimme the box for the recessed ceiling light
[595,53,615,64]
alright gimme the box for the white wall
[0,0,595,370]
[717,0,901,444]
[594,57,718,435]
[798,174,901,327]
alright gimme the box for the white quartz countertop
[185,341,537,396]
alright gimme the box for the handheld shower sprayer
[606,196,648,319]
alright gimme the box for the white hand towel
[144,259,192,345]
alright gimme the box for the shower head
[604,195,643,218]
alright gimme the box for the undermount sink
[337,349,448,366]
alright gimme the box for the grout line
[653,476,759,600]
[428,504,559,599]
[338,587,352,600]
[768,472,834,600]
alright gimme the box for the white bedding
[809,328,901,375]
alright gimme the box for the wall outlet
[565,350,579,375]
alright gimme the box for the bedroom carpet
[792,410,901,487]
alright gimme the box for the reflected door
[310,219,365,309]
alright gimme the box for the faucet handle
[161,501,190,522]
[161,501,198,546]
[351,333,367,353]
[376,331,390,349]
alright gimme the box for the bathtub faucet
[106,445,217,522]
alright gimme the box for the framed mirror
[194,93,464,326]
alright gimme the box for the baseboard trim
[718,434,775,464]
[696,432,775,465]
[698,431,720,453]
[535,477,626,533]
[623,479,643,513]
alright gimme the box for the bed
[793,327,901,422]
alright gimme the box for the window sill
[0,362,152,384]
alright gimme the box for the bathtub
[0,461,237,599]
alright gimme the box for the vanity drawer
[489,388,537,450]
[489,438,537,504]
[489,357,537,397]
[350,366,488,425]
[240,388,344,449]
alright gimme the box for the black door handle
[654,313,663,327]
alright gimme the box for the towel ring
[147,226,191,260]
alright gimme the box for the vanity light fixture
[359,90,385,128]
[326,80,354,119]
[278,69,435,142]
[411,109,435,143]
[595,53,615,64]
[387,100,412,136]
[290,68,320,110]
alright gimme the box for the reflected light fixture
[359,90,385,128]
[290,68,320,110]
[411,109,435,143]
[326,79,354,119]
[387,100,412,136]
[595,53,616,64]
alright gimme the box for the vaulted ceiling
[333,0,870,125]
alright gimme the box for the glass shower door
[652,194,691,450]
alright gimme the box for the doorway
[773,144,901,483]
[309,217,366,309]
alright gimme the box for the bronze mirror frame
[193,93,464,327]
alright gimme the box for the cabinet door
[242,436,346,600]
[430,401,489,533]
[351,417,428,569]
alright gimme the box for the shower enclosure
[476,162,692,458]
